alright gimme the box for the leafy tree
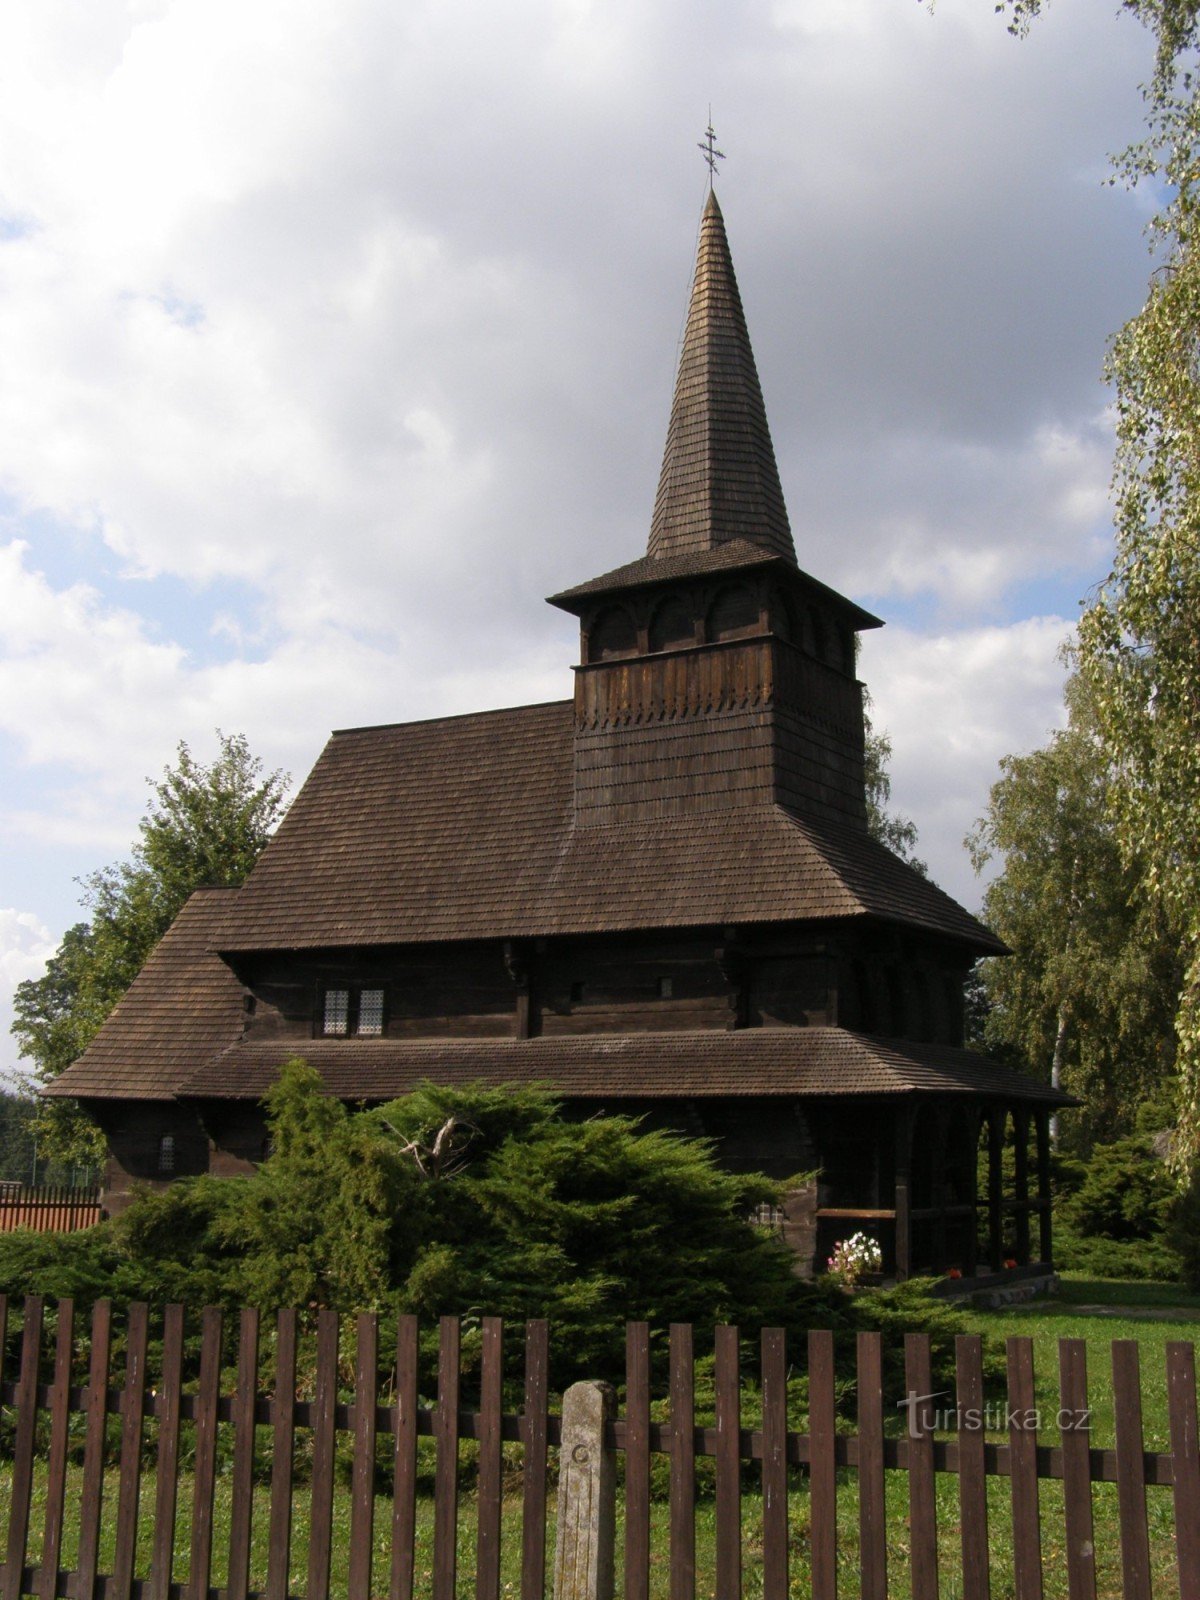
[988,4,1200,1171]
[968,673,1181,1150]
[11,733,289,1166]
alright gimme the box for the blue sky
[0,0,1157,1076]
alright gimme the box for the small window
[358,988,385,1036]
[158,1135,176,1175]
[322,988,350,1036]
[658,976,674,999]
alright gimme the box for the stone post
[553,1381,616,1600]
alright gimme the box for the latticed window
[749,1202,784,1231]
[158,1135,176,1174]
[320,986,386,1037]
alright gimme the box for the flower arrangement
[826,1231,883,1288]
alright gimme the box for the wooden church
[49,190,1066,1284]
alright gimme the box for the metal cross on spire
[697,116,725,188]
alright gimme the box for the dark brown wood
[1007,1337,1043,1600]
[267,1308,298,1600]
[1034,1111,1053,1263]
[669,1322,696,1600]
[227,1308,261,1600]
[904,1333,938,1600]
[476,1316,503,1600]
[963,1110,981,1278]
[520,1318,549,1600]
[4,1297,43,1600]
[433,1315,461,1600]
[390,1314,420,1600]
[1167,1341,1200,1600]
[857,1331,887,1600]
[987,1114,1004,1272]
[150,1305,185,1600]
[713,1325,742,1600]
[623,1322,652,1600]
[306,1308,340,1600]
[77,1298,113,1600]
[36,1299,74,1600]
[189,1307,223,1600]
[1057,1339,1096,1600]
[761,1328,788,1600]
[112,1302,150,1600]
[347,1314,379,1600]
[1013,1110,1031,1264]
[808,1329,838,1600]
[1112,1339,1152,1600]
[956,1334,990,1600]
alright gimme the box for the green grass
[0,1279,1195,1598]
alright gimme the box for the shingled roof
[45,888,246,1102]
[648,191,795,563]
[182,1030,1069,1105]
[205,700,1002,953]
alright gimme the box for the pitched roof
[546,541,883,630]
[206,700,1001,953]
[647,191,795,563]
[182,1029,1070,1105]
[45,889,246,1102]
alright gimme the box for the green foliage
[11,733,288,1167]
[990,0,1200,1172]
[968,673,1182,1151]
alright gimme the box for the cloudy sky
[0,0,1157,1077]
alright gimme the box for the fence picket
[808,1330,837,1600]
[1008,1337,1043,1600]
[189,1307,223,1600]
[904,1333,938,1600]
[307,1309,340,1600]
[956,1334,990,1600]
[714,1325,742,1600]
[112,1301,149,1600]
[433,1316,461,1600]
[76,1299,112,1600]
[228,1308,261,1600]
[476,1317,504,1600]
[761,1329,788,1600]
[390,1315,419,1600]
[1112,1340,1152,1600]
[150,1305,185,1600]
[520,1318,550,1600]
[37,1299,73,1600]
[1167,1341,1200,1600]
[348,1312,378,1600]
[858,1332,887,1600]
[1057,1339,1097,1600]
[623,1321,652,1600]
[669,1322,696,1600]
[267,1309,298,1600]
[4,1297,43,1600]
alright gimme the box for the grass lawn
[0,1277,1195,1599]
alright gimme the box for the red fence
[0,1187,101,1235]
[0,1296,1195,1600]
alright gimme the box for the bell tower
[548,191,881,830]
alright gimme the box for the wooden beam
[894,1104,915,1283]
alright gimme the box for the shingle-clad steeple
[648,190,795,563]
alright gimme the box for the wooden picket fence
[0,1188,101,1236]
[0,1295,1196,1600]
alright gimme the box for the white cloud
[861,616,1075,909]
[0,908,56,1082]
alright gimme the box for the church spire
[648,191,796,564]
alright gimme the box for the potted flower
[826,1232,884,1288]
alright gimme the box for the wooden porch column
[987,1110,1004,1273]
[964,1109,981,1279]
[1034,1108,1053,1266]
[894,1103,915,1282]
[1013,1107,1031,1265]
[931,1105,949,1272]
